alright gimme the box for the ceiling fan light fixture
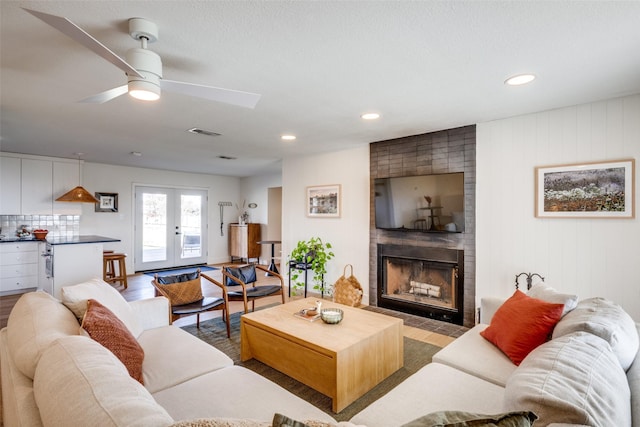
[126,48,162,101]
[128,80,160,101]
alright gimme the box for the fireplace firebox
[377,244,464,325]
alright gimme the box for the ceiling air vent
[218,155,237,160]
[187,127,221,137]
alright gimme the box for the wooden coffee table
[240,297,403,412]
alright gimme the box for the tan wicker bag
[333,264,363,307]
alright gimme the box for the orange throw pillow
[81,299,145,383]
[480,290,564,365]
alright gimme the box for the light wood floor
[0,265,457,347]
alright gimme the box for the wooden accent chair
[220,264,285,313]
[151,269,230,337]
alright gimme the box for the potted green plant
[289,237,335,296]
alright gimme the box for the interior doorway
[266,187,282,266]
[134,186,208,271]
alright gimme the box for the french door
[134,186,208,271]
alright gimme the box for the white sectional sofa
[1,278,638,427]
[351,288,640,427]
[0,279,338,427]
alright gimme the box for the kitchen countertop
[0,235,120,245]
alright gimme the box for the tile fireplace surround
[369,125,476,328]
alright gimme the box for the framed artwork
[95,192,118,212]
[307,184,341,218]
[535,159,635,218]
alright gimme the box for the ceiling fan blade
[79,85,128,103]
[161,80,261,109]
[22,8,144,78]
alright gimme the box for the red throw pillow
[480,290,564,365]
[81,299,145,383]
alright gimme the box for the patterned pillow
[81,299,145,383]
[400,411,537,427]
[155,270,203,306]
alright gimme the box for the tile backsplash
[0,215,80,238]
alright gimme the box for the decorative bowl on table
[320,308,344,324]
[33,229,49,240]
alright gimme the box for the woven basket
[333,264,363,307]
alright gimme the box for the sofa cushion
[6,291,80,379]
[137,325,233,394]
[504,331,630,427]
[169,420,269,427]
[81,298,145,384]
[552,297,638,371]
[400,411,537,427]
[526,283,578,316]
[33,335,174,427]
[432,324,516,387]
[153,366,337,424]
[349,363,506,427]
[480,290,564,365]
[628,324,640,427]
[61,278,144,338]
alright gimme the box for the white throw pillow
[504,332,630,427]
[34,336,173,427]
[526,283,578,317]
[552,297,639,371]
[61,278,143,338]
[6,291,80,379]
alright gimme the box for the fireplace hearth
[377,244,464,325]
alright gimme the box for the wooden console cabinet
[229,223,261,262]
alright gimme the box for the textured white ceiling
[1,1,639,177]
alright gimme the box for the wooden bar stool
[103,253,128,289]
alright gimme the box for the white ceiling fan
[23,8,261,108]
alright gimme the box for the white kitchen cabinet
[53,161,82,215]
[0,156,21,214]
[0,242,39,295]
[21,158,53,215]
[49,242,103,298]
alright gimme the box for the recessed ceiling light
[361,112,380,120]
[505,74,536,86]
[281,134,296,141]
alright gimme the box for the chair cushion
[225,265,257,286]
[156,271,203,306]
[173,297,224,316]
[81,299,145,384]
[228,285,281,299]
[480,290,564,365]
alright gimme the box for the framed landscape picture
[535,159,635,218]
[307,184,341,218]
[95,192,118,212]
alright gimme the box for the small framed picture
[307,184,341,218]
[535,159,635,218]
[95,192,118,213]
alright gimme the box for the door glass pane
[180,194,202,258]
[142,193,167,262]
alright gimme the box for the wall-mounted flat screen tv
[374,172,464,232]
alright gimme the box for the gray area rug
[181,311,441,421]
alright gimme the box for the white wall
[282,145,370,302]
[477,94,640,320]
[81,163,242,270]
[239,173,282,263]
